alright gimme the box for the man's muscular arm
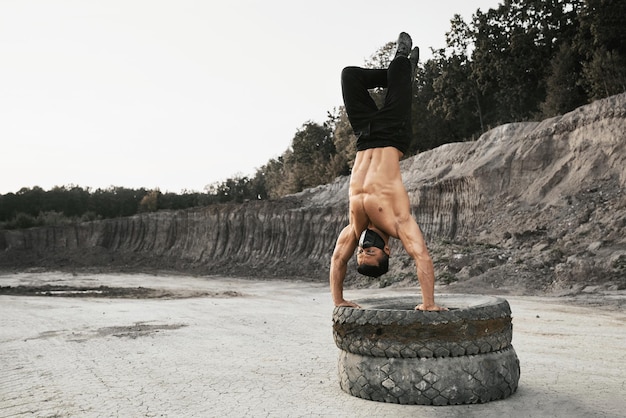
[397,216,447,311]
[330,225,360,308]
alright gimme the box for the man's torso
[349,147,410,240]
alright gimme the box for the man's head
[356,229,390,278]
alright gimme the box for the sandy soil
[1,271,625,417]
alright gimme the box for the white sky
[0,0,502,194]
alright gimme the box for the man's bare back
[349,147,408,242]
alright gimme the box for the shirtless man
[330,32,446,311]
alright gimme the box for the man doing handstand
[330,32,446,311]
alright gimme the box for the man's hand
[335,299,361,309]
[330,225,359,310]
[415,303,448,311]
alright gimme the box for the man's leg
[341,33,417,142]
[379,31,414,120]
[373,56,413,131]
[341,66,387,138]
[371,46,419,142]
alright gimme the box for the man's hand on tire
[335,299,361,308]
[415,303,448,311]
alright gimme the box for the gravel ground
[1,272,625,418]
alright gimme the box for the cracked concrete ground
[1,272,625,417]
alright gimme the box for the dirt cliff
[2,93,625,295]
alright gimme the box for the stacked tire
[333,295,520,405]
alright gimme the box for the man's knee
[341,66,360,82]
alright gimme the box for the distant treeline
[2,0,625,230]
[0,186,219,229]
[0,177,267,230]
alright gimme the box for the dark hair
[357,253,389,278]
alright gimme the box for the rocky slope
[2,93,625,295]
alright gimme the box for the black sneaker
[394,32,412,58]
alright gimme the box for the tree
[15,186,45,217]
[577,0,626,99]
[582,48,626,99]
[255,155,289,199]
[428,48,484,142]
[470,0,582,124]
[327,107,355,176]
[205,174,257,203]
[138,190,159,212]
[365,41,396,70]
[542,41,587,117]
[276,121,337,194]
[62,186,90,217]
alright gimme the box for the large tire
[338,347,520,405]
[333,295,513,358]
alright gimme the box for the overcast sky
[0,0,502,194]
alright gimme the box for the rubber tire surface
[333,295,513,358]
[338,347,520,405]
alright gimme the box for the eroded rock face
[2,94,625,294]
[0,198,348,279]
